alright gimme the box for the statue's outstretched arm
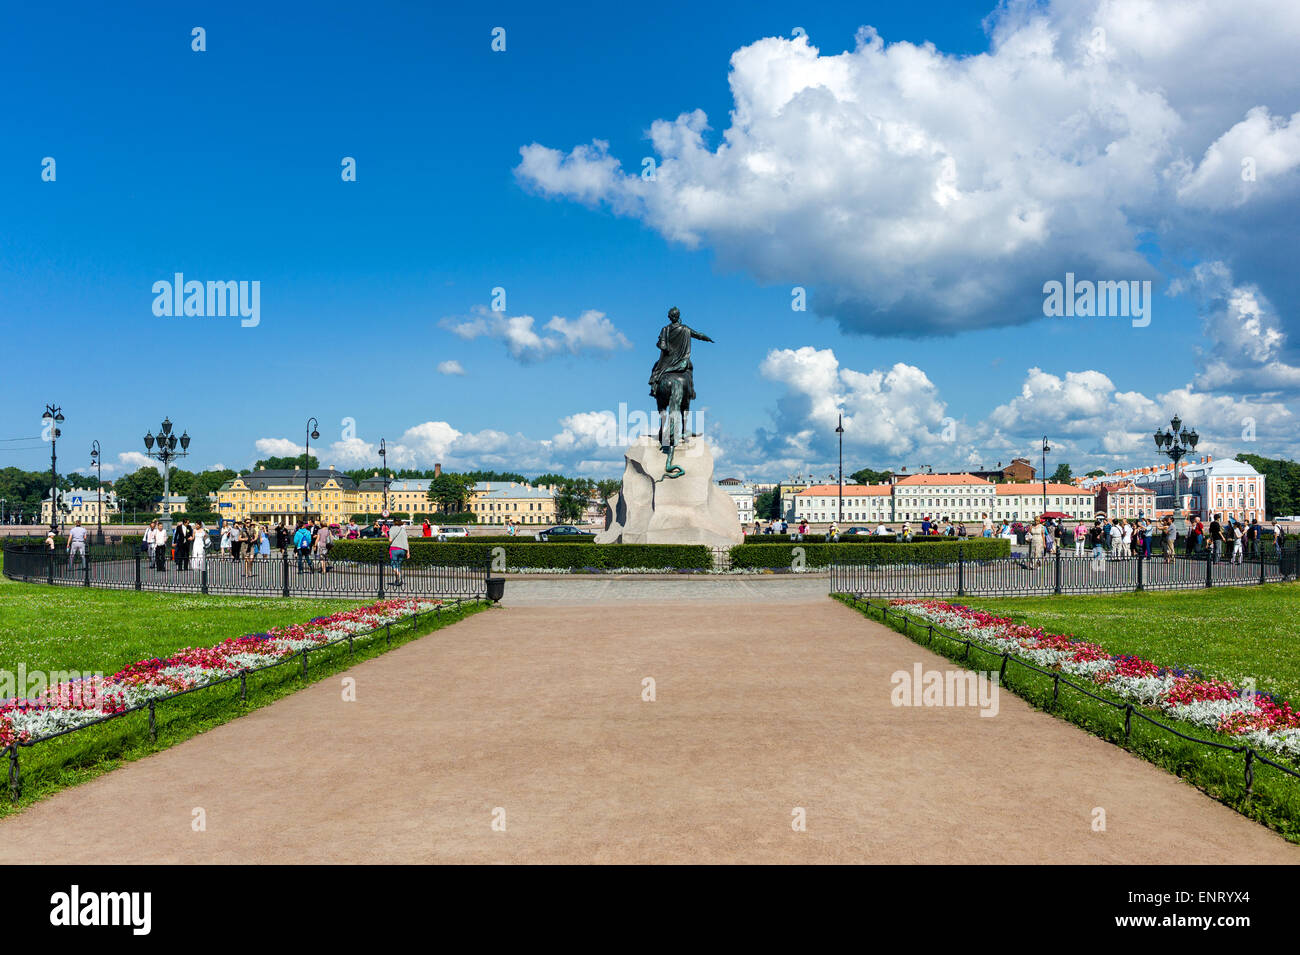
[691,329,714,343]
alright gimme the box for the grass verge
[832,592,1300,844]
[3,599,489,817]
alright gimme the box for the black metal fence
[841,595,1300,795]
[6,597,482,802]
[829,542,1300,597]
[2,543,487,599]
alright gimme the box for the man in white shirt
[67,520,88,568]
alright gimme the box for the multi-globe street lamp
[142,417,189,532]
[1154,414,1198,535]
[1041,436,1051,520]
[302,418,320,520]
[42,403,64,534]
[835,415,845,525]
[379,437,390,516]
[89,439,105,544]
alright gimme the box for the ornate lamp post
[42,403,64,534]
[1041,436,1051,520]
[302,418,320,520]
[89,440,105,544]
[1154,414,1198,535]
[379,437,390,516]
[142,417,189,532]
[835,415,845,525]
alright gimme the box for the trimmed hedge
[744,533,997,544]
[729,539,1011,568]
[326,540,712,570]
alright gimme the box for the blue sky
[2,0,1298,482]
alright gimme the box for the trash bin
[486,577,506,602]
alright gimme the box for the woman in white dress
[192,521,208,571]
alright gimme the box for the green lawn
[0,575,367,676]
[0,563,489,815]
[959,584,1300,705]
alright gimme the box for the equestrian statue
[647,306,714,478]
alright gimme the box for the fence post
[47,552,54,585]
[7,745,18,803]
[1136,552,1144,592]
[84,553,91,587]
[1054,545,1062,594]
[956,544,965,596]
[201,565,208,595]
[377,558,385,599]
[134,549,142,591]
[281,549,290,597]
[148,700,157,741]
[1205,548,1213,588]
[1244,749,1255,796]
[1260,552,1266,586]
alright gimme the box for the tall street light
[835,414,845,524]
[379,437,390,516]
[142,417,189,533]
[302,418,320,521]
[90,439,104,544]
[1154,414,1198,536]
[42,404,64,534]
[1041,436,1051,521]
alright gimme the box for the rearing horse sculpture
[648,307,714,478]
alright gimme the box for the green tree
[253,454,319,471]
[1086,469,1106,478]
[115,467,164,515]
[849,467,889,485]
[554,478,595,523]
[1050,463,1073,484]
[596,478,621,514]
[426,472,475,512]
[534,473,568,488]
[1236,454,1300,517]
[754,489,780,521]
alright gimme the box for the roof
[894,474,993,487]
[223,469,357,491]
[357,477,432,492]
[1100,481,1156,495]
[473,482,556,500]
[1182,459,1261,478]
[796,484,892,496]
[995,482,1094,495]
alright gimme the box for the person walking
[1162,518,1176,564]
[276,522,290,554]
[1274,520,1286,560]
[67,519,88,569]
[1073,520,1086,557]
[234,520,250,576]
[152,521,168,571]
[258,524,271,559]
[315,520,332,573]
[388,518,410,588]
[220,522,232,559]
[192,521,208,573]
[146,520,158,565]
[1231,522,1245,565]
[293,522,314,574]
[1209,514,1224,563]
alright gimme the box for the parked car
[537,525,595,542]
[435,526,470,540]
[844,527,875,536]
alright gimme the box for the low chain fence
[5,597,483,802]
[839,595,1300,797]
[830,542,1300,597]
[2,543,487,599]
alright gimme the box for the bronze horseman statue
[647,306,713,478]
